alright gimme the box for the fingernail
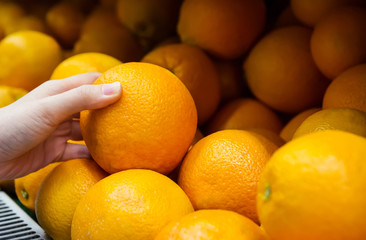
[102,82,121,96]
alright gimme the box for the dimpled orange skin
[80,62,197,174]
[71,169,194,240]
[35,159,108,240]
[257,130,366,240]
[155,209,268,240]
[178,130,278,223]
[142,43,221,125]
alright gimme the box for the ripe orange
[280,108,321,142]
[0,30,62,91]
[5,15,46,35]
[155,209,267,240]
[293,108,366,139]
[74,16,144,62]
[14,163,59,211]
[142,43,221,125]
[0,2,25,35]
[310,6,366,79]
[257,130,366,240]
[35,159,108,240]
[244,26,329,113]
[80,62,197,174]
[178,130,278,223]
[50,52,122,80]
[81,7,121,33]
[177,0,266,59]
[290,0,365,26]
[205,98,283,135]
[71,169,194,240]
[46,2,84,47]
[116,0,182,42]
[0,85,27,107]
[322,63,366,112]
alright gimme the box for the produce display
[0,0,366,239]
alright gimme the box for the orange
[293,107,366,139]
[291,0,365,27]
[0,85,27,107]
[74,16,144,62]
[310,6,366,79]
[14,163,59,211]
[322,63,366,112]
[0,25,4,40]
[81,7,121,33]
[35,158,107,240]
[205,98,283,135]
[46,2,84,47]
[80,62,197,174]
[155,209,268,240]
[0,30,62,91]
[244,26,329,113]
[5,15,46,34]
[71,169,194,240]
[213,58,246,103]
[177,0,266,59]
[0,2,25,35]
[142,43,221,125]
[116,0,182,42]
[280,108,321,142]
[50,52,122,80]
[257,130,366,240]
[178,130,278,223]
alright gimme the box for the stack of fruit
[1,0,366,239]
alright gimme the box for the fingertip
[102,81,122,96]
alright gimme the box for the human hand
[0,73,122,180]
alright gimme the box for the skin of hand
[0,72,122,180]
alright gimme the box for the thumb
[41,81,122,124]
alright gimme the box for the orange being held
[205,98,283,135]
[80,62,197,174]
[178,130,278,223]
[244,26,329,114]
[311,6,366,79]
[142,43,220,125]
[71,169,194,240]
[177,0,266,59]
[258,130,366,240]
[0,30,62,91]
[15,163,59,211]
[50,52,122,80]
[35,158,108,240]
[322,63,366,112]
[155,209,268,240]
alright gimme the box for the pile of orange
[1,0,366,239]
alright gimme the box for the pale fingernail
[102,82,121,96]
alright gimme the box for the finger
[70,120,83,140]
[40,81,122,126]
[18,72,102,103]
[58,143,91,161]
